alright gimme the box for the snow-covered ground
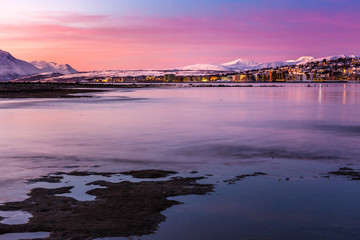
[38,69,235,82]
[30,61,78,75]
[181,54,359,71]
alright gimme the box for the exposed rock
[327,167,360,180]
[224,172,268,184]
[0,170,214,239]
[122,169,177,179]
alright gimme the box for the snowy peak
[0,49,14,59]
[182,58,259,71]
[181,63,230,71]
[324,54,357,61]
[330,54,348,60]
[296,55,358,64]
[222,58,259,67]
[296,56,315,61]
[30,61,78,75]
[182,54,358,71]
[286,56,316,64]
[0,49,78,81]
[0,49,41,81]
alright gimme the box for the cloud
[37,12,109,25]
[0,8,359,70]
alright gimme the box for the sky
[0,0,359,70]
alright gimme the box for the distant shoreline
[0,81,357,99]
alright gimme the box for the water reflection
[0,84,359,186]
[0,83,359,239]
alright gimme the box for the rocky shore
[0,82,109,98]
[0,170,214,239]
[0,82,180,98]
[0,82,285,98]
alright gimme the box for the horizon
[1,0,359,71]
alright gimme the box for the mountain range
[0,49,78,81]
[1,48,359,81]
[30,61,78,75]
[180,55,359,71]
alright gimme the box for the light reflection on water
[0,83,360,239]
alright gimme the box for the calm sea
[0,83,359,239]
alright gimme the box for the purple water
[0,83,360,239]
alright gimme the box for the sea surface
[0,83,360,240]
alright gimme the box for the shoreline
[0,81,357,99]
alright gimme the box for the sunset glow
[1,0,359,70]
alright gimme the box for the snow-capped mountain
[222,58,259,69]
[0,49,41,81]
[308,54,358,63]
[285,56,316,65]
[0,49,78,81]
[182,55,358,71]
[30,61,78,75]
[181,63,230,71]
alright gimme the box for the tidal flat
[0,83,359,239]
[0,170,214,239]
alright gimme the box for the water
[0,232,50,240]
[0,83,360,239]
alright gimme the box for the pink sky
[1,1,359,71]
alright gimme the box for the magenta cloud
[1,7,359,70]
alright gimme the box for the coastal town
[4,54,360,84]
[94,56,360,83]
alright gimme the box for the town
[94,56,360,83]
